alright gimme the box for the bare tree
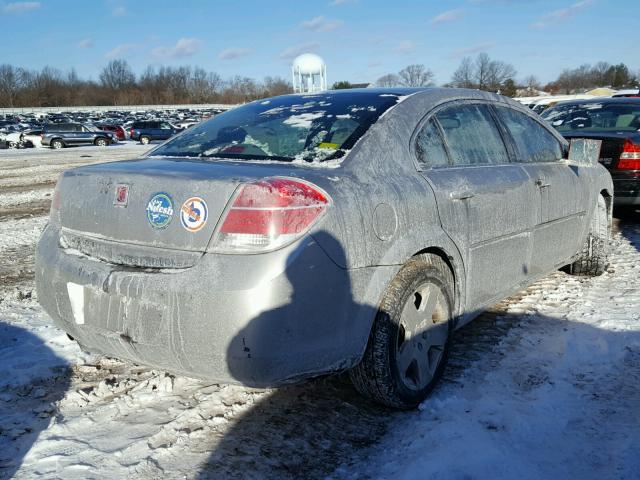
[523,75,541,92]
[398,64,435,87]
[262,76,293,97]
[0,64,23,107]
[451,57,475,88]
[450,53,516,92]
[99,59,135,104]
[376,73,401,87]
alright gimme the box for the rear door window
[495,106,563,163]
[435,104,509,166]
[415,119,449,168]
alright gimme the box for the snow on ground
[338,218,640,480]
[0,144,639,479]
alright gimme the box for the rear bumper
[36,224,388,386]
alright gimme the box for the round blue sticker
[146,192,174,229]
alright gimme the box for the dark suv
[42,123,117,149]
[129,121,180,144]
[542,98,640,207]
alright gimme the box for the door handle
[450,190,475,201]
[535,178,549,188]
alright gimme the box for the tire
[8,141,17,149]
[50,139,64,149]
[350,254,454,409]
[569,194,610,276]
[94,137,109,147]
[140,136,151,145]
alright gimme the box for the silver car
[36,88,613,408]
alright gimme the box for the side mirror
[567,138,602,167]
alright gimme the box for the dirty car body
[36,88,613,395]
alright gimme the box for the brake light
[618,139,640,170]
[130,128,135,137]
[211,177,331,253]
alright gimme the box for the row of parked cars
[0,107,224,149]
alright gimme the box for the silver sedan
[36,88,613,408]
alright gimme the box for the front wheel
[569,194,610,276]
[94,137,109,147]
[350,254,454,409]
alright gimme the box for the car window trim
[492,104,567,164]
[411,99,514,171]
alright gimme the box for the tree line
[0,60,292,108]
[0,56,638,108]
[369,54,638,96]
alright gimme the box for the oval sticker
[146,192,174,229]
[180,197,208,232]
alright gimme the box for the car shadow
[198,305,640,479]
[0,322,71,479]
[614,206,639,253]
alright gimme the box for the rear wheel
[94,137,109,147]
[350,254,454,409]
[8,141,17,149]
[51,139,64,149]
[140,135,151,145]
[569,194,610,276]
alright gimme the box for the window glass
[542,102,640,132]
[152,92,403,163]
[435,104,509,166]
[495,106,562,163]
[160,122,172,129]
[415,119,449,167]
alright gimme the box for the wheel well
[600,189,612,217]
[412,246,461,316]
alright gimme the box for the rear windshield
[542,102,640,133]
[149,92,405,163]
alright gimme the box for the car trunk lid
[564,131,640,171]
[57,158,249,267]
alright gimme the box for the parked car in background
[41,123,117,149]
[23,129,44,148]
[36,88,612,409]
[129,120,181,144]
[97,124,126,141]
[542,97,640,207]
[612,88,640,98]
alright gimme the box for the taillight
[618,139,640,170]
[130,128,135,137]
[211,177,331,253]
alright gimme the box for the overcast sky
[0,0,636,85]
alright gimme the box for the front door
[416,103,536,311]
[492,105,587,276]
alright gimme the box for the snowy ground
[0,146,638,479]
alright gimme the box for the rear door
[159,122,173,140]
[150,121,162,139]
[79,125,95,144]
[416,102,536,310]
[493,106,586,275]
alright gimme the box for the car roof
[264,87,431,103]
[550,97,640,107]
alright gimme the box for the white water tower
[292,53,327,93]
